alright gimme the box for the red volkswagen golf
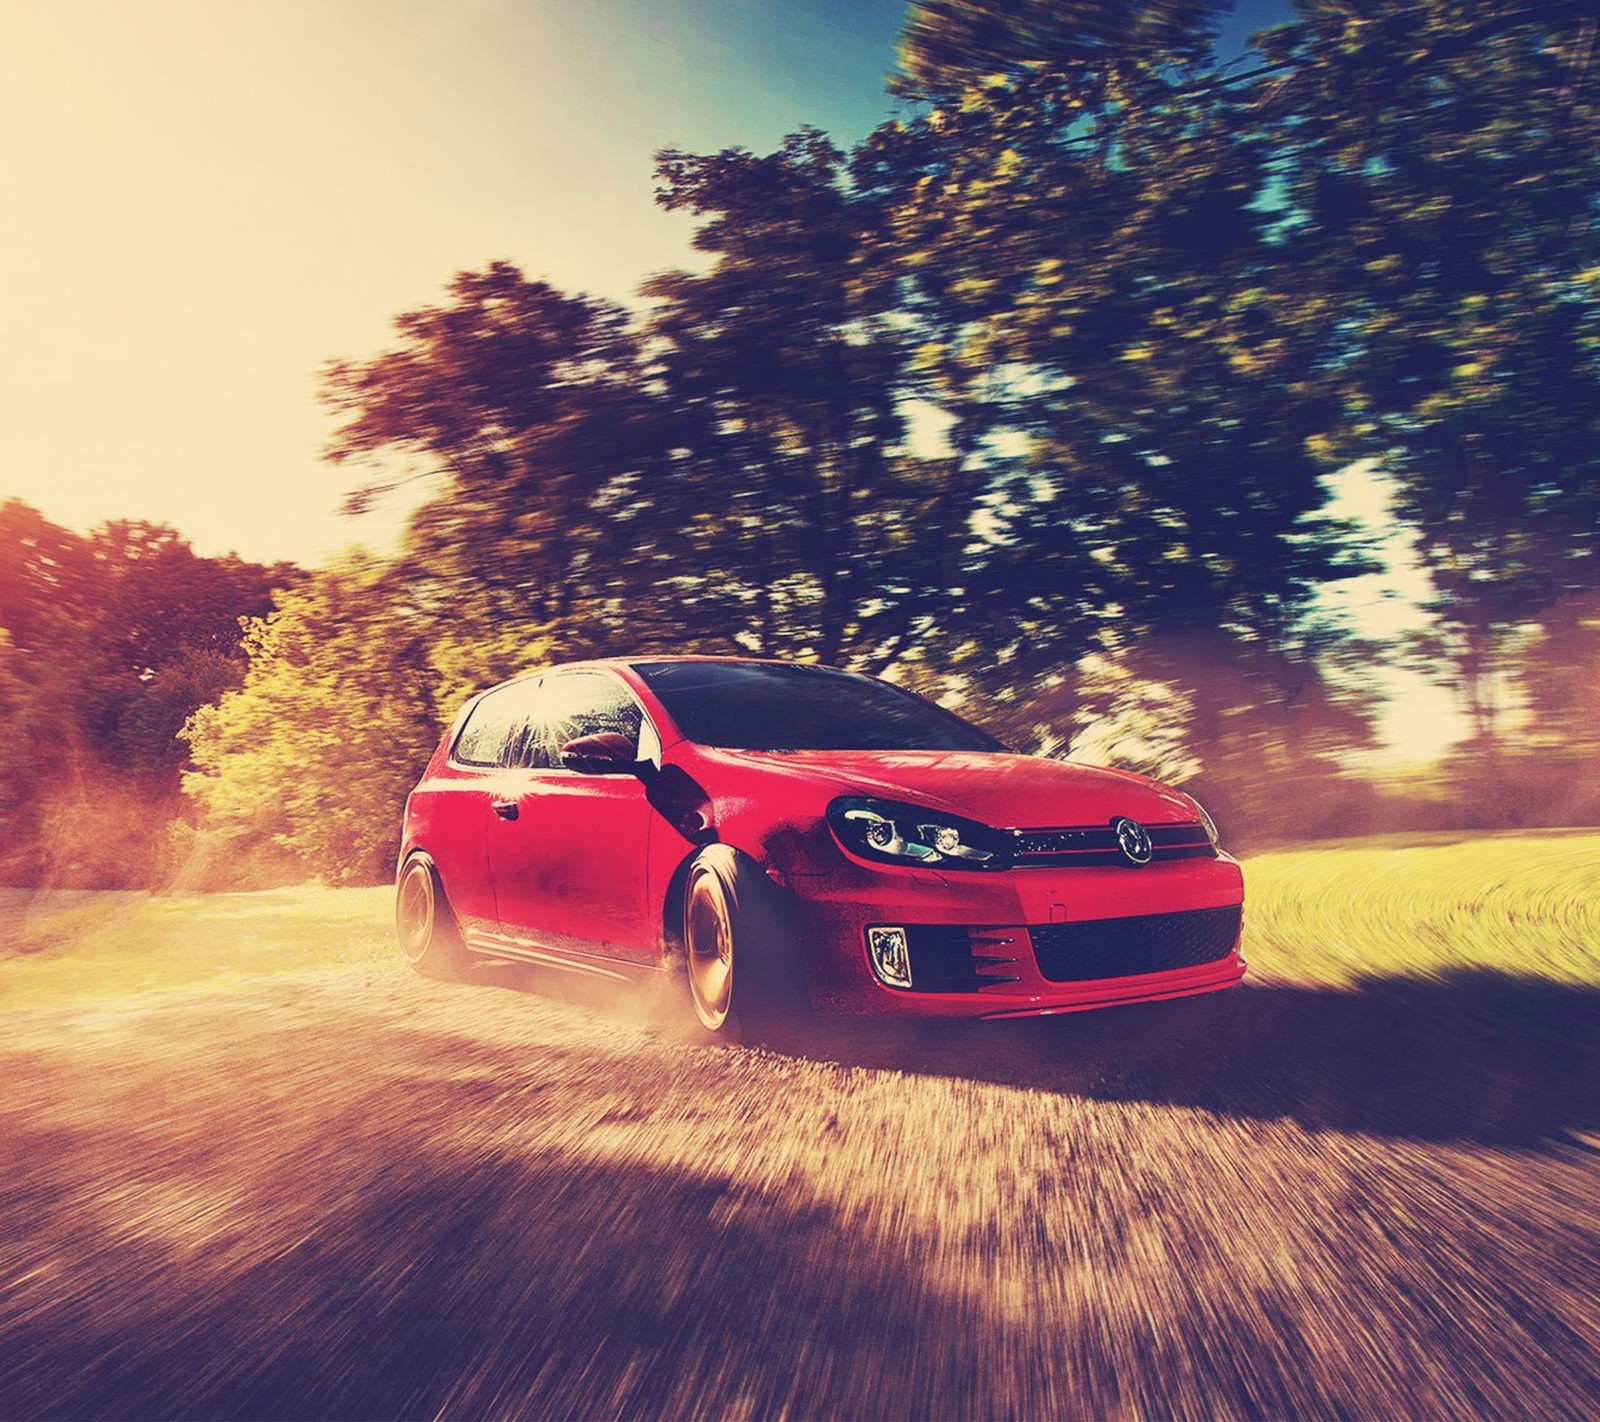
[396,657,1246,1032]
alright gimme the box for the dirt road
[3,961,1598,1420]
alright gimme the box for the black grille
[901,926,1023,993]
[1011,822,1214,868]
[1029,905,1242,982]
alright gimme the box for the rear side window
[453,680,541,766]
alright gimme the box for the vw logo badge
[1112,816,1153,866]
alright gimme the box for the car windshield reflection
[632,660,1006,753]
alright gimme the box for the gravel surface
[2,963,1598,1420]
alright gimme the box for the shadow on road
[742,970,1600,1147]
[0,1140,985,1421]
[4,966,1597,1418]
[475,960,1600,1147]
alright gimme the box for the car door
[485,670,657,964]
[420,679,544,940]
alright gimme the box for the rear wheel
[396,853,468,978]
[683,845,807,1033]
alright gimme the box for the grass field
[0,884,393,1009]
[1,829,1596,1010]
[1243,828,1600,986]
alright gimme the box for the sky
[2,0,1453,760]
[1,0,911,565]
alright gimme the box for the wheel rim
[685,877,733,1030]
[397,861,436,965]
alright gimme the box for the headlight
[1190,797,1222,848]
[828,796,1010,870]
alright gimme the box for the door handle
[491,798,520,821]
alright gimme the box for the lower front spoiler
[812,951,1248,1020]
[973,954,1247,1019]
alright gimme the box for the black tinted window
[633,662,1003,752]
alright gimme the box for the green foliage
[645,129,968,666]
[897,0,1232,91]
[0,502,291,780]
[0,629,40,826]
[871,4,1366,674]
[881,0,1600,779]
[987,634,1379,847]
[323,262,663,652]
[1245,829,1600,986]
[327,105,1368,725]
[0,500,286,886]
[1258,0,1600,744]
[22,0,1600,880]
[182,558,552,885]
[325,157,982,669]
[1519,592,1600,758]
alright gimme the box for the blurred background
[3,0,1597,890]
[4,11,1599,1418]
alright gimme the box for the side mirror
[561,732,643,775]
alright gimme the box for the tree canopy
[0,500,289,885]
[1258,0,1600,746]
[182,556,553,885]
[19,0,1600,885]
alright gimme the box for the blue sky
[2,0,912,564]
[7,1,1449,757]
[2,0,1293,566]
[1217,0,1296,57]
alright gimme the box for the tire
[395,852,469,979]
[682,844,808,1033]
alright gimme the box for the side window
[453,679,541,767]
[502,681,551,769]
[538,672,643,770]
[453,689,514,767]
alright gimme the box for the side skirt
[464,929,666,984]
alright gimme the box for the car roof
[470,654,853,700]
[513,653,849,677]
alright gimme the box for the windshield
[632,661,1006,753]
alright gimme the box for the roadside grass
[0,885,393,1009]
[1,829,1596,1010]
[1243,828,1600,987]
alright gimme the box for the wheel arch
[657,831,777,962]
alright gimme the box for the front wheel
[395,852,468,978]
[683,845,807,1033]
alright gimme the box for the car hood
[701,748,1197,829]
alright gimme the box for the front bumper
[792,852,1247,1019]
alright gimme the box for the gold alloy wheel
[685,875,734,1031]
[396,859,437,966]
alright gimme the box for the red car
[395,657,1245,1031]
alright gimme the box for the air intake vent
[1029,905,1242,982]
[896,926,1023,993]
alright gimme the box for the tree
[1257,0,1600,753]
[183,557,552,884]
[644,129,960,667]
[325,159,989,671]
[76,520,297,778]
[871,3,1365,676]
[1484,590,1600,825]
[324,262,668,654]
[0,501,287,885]
[896,0,1234,90]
